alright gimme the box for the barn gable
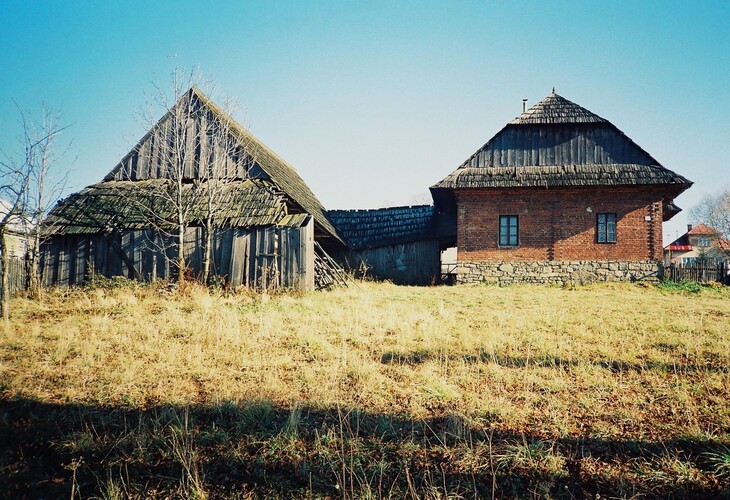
[103,87,343,245]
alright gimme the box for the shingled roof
[509,91,608,124]
[46,179,288,235]
[103,87,344,244]
[327,205,436,250]
[432,91,692,205]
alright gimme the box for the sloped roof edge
[190,88,345,245]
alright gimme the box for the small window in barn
[499,215,519,247]
[597,213,617,243]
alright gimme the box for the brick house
[430,91,693,284]
[664,224,730,266]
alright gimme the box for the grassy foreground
[1,279,729,498]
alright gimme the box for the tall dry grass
[1,279,729,497]
[3,280,729,440]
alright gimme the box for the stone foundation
[455,260,662,285]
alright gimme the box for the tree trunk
[177,223,186,283]
[202,217,212,285]
[28,230,41,297]
[1,229,9,322]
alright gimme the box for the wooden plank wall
[112,107,249,182]
[339,239,440,285]
[40,218,315,291]
[0,257,27,297]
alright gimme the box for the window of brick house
[597,213,616,243]
[697,237,711,247]
[499,215,519,246]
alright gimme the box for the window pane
[499,215,518,246]
[607,215,616,242]
[597,213,616,243]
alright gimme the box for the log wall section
[40,219,315,291]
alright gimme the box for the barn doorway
[440,246,457,284]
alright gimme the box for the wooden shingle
[432,92,692,197]
[327,205,436,250]
[46,179,288,235]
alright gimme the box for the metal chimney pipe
[522,99,528,113]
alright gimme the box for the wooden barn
[430,91,693,284]
[328,205,447,285]
[41,88,346,290]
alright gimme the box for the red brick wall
[456,186,664,262]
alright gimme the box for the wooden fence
[666,263,729,284]
[0,257,28,296]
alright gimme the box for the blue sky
[2,1,728,243]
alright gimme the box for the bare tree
[20,105,71,295]
[689,188,730,261]
[120,69,244,284]
[0,105,69,319]
[198,100,250,284]
[0,156,31,321]
[125,69,209,283]
[689,188,730,239]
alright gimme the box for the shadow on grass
[381,349,729,375]
[1,397,728,499]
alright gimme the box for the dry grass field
[1,278,729,498]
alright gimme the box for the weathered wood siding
[464,124,656,169]
[40,219,315,291]
[339,240,440,285]
[0,257,27,297]
[109,109,251,183]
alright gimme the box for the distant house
[664,224,730,266]
[41,88,346,290]
[430,91,693,284]
[0,199,32,295]
[0,199,30,259]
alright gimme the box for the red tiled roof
[688,223,720,236]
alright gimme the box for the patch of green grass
[705,445,730,479]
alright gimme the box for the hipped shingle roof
[432,92,692,198]
[509,91,607,124]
